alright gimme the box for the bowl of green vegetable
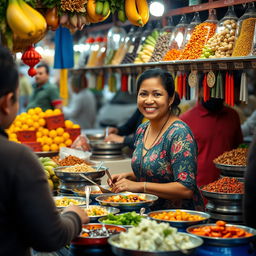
[98,211,144,228]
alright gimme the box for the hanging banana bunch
[125,0,149,27]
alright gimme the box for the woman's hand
[108,127,118,135]
[111,178,143,193]
[63,205,89,224]
[108,173,128,186]
[105,134,124,143]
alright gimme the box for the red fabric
[121,75,128,92]
[182,73,187,99]
[180,102,243,187]
[52,99,62,106]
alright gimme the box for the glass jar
[104,26,127,65]
[77,37,94,67]
[161,16,175,33]
[87,36,104,67]
[95,37,107,66]
[232,3,256,56]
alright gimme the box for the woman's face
[137,77,172,121]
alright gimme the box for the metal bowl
[215,163,246,177]
[83,206,120,222]
[201,189,243,200]
[89,141,124,151]
[87,133,105,141]
[72,223,126,246]
[187,223,256,246]
[72,185,112,200]
[53,196,89,209]
[108,233,203,256]
[54,165,107,182]
[96,193,158,211]
[148,209,210,229]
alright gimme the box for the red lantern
[21,45,42,77]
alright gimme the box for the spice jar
[95,37,107,67]
[87,36,104,67]
[232,3,256,57]
[202,6,238,58]
[77,37,94,67]
[180,9,217,60]
[104,26,127,65]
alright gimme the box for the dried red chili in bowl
[202,177,244,194]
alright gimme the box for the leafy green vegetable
[102,211,142,226]
[163,228,172,237]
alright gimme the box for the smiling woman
[108,68,204,211]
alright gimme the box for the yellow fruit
[28,127,35,131]
[65,120,73,129]
[33,122,40,129]
[48,179,54,190]
[31,115,39,121]
[53,109,62,115]
[42,128,49,136]
[56,127,64,136]
[54,136,62,144]
[37,138,43,143]
[28,109,35,115]
[26,118,33,126]
[15,121,22,127]
[38,127,44,132]
[36,131,42,138]
[73,124,80,129]
[63,132,70,140]
[39,112,45,118]
[50,144,59,151]
[42,145,50,151]
[45,109,53,117]
[59,143,66,148]
[21,124,29,130]
[14,127,21,132]
[49,130,57,138]
[41,136,49,144]
[38,118,46,126]
[65,139,72,147]
[9,133,17,139]
[45,137,53,145]
[34,107,42,114]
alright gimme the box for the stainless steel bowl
[72,185,112,199]
[96,193,158,211]
[215,163,246,177]
[83,205,120,222]
[89,141,124,150]
[201,189,243,200]
[108,233,203,256]
[187,223,256,246]
[53,196,89,209]
[148,209,210,229]
[54,165,107,182]
[87,133,105,141]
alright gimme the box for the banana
[87,0,110,23]
[6,0,37,39]
[102,1,110,17]
[136,0,149,25]
[95,1,103,15]
[18,0,47,37]
[125,0,143,27]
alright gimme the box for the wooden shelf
[73,57,256,74]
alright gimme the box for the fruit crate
[45,114,65,130]
[23,142,42,152]
[65,128,81,142]
[17,130,37,142]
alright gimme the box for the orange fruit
[34,107,42,114]
[50,144,59,151]
[59,143,66,148]
[45,109,53,117]
[39,112,45,118]
[49,130,57,138]
[63,132,70,140]
[56,127,64,136]
[42,145,50,152]
[42,128,49,136]
[15,121,22,127]
[45,137,53,145]
[37,138,43,143]
[26,119,33,127]
[28,109,35,115]
[38,119,46,126]
[65,139,72,147]
[65,120,73,129]
[54,136,62,144]
[21,124,29,130]
[53,109,62,115]
[31,115,39,122]
[73,124,80,129]
[33,122,40,129]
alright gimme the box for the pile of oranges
[7,107,80,152]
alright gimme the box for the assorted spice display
[149,210,206,222]
[180,22,217,59]
[53,155,92,166]
[104,194,146,203]
[202,177,244,194]
[232,18,256,56]
[163,49,183,61]
[59,163,96,173]
[190,220,253,238]
[213,148,248,166]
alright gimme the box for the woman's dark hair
[136,68,181,115]
[0,46,18,102]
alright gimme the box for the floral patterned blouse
[131,120,204,211]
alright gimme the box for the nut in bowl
[187,221,256,246]
[84,205,120,222]
[96,193,158,211]
[72,223,126,246]
[148,209,210,229]
[53,196,88,209]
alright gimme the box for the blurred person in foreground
[108,68,204,211]
[180,84,243,188]
[0,46,89,256]
[26,63,62,111]
[63,72,96,129]
[244,131,256,228]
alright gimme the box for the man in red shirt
[180,97,243,187]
